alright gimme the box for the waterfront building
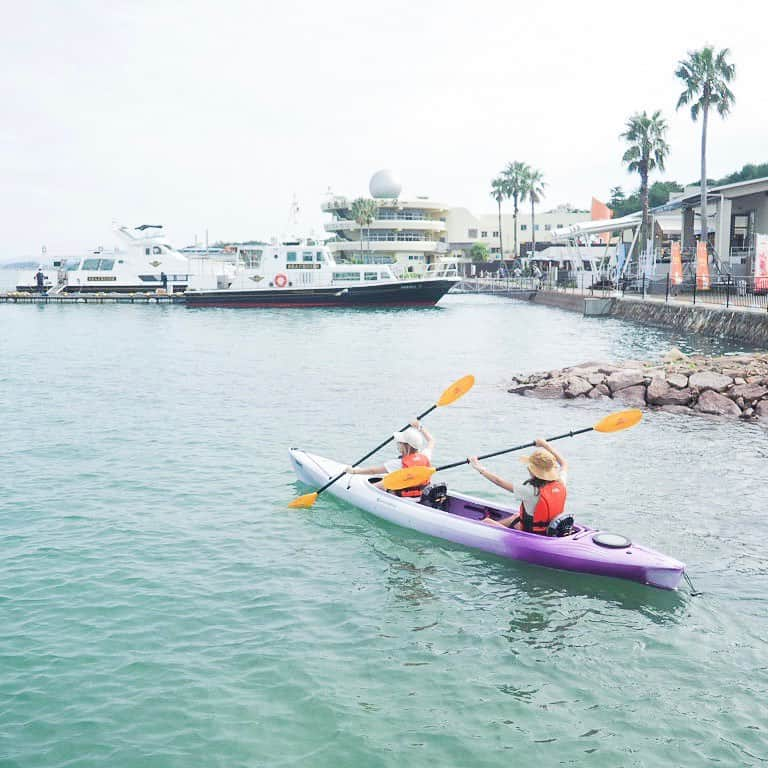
[445,204,591,260]
[322,170,592,272]
[322,170,449,274]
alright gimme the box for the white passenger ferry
[184,239,459,308]
[16,224,226,295]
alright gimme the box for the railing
[538,271,768,311]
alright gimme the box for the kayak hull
[289,450,685,591]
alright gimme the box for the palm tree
[490,177,506,265]
[521,168,545,259]
[350,198,378,261]
[502,161,530,259]
[675,46,735,251]
[620,110,670,257]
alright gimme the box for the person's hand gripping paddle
[288,375,475,508]
[380,408,643,491]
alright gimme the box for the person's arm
[535,438,568,474]
[468,457,516,493]
[346,465,388,475]
[411,419,434,453]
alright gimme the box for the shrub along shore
[508,349,768,422]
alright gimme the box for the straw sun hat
[519,448,560,481]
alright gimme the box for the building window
[520,224,528,231]
[481,231,488,238]
[287,251,297,262]
[492,231,499,237]
[468,229,477,238]
[534,224,540,231]
[556,223,563,228]
[544,224,552,231]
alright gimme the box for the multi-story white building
[322,170,449,274]
[322,170,593,270]
[446,204,591,260]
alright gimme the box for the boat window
[99,259,115,271]
[139,274,161,282]
[302,251,313,262]
[66,261,81,271]
[152,246,162,255]
[333,272,361,282]
[316,251,324,261]
[380,271,389,279]
[82,258,101,270]
[145,248,151,255]
[287,251,297,262]
[364,272,378,281]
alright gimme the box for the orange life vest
[397,452,432,497]
[520,481,567,534]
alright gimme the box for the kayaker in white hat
[345,419,435,497]
[469,437,569,534]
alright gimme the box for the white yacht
[16,224,226,294]
[184,238,459,308]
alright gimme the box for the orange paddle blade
[380,465,436,491]
[288,492,319,509]
[594,408,643,433]
[437,375,475,407]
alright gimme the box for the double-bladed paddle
[288,375,475,508]
[380,408,643,491]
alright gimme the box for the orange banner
[696,242,710,290]
[670,242,683,285]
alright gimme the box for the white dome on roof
[369,169,402,199]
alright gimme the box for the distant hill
[0,261,41,270]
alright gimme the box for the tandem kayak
[289,449,685,591]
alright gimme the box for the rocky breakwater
[507,351,768,422]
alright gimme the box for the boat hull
[289,450,685,590]
[185,278,458,308]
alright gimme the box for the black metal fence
[539,272,768,311]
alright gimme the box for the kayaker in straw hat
[346,419,435,498]
[469,438,568,534]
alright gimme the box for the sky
[1,0,765,260]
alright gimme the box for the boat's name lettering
[286,264,322,270]
[86,276,118,281]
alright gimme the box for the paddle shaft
[314,404,438,496]
[435,426,594,472]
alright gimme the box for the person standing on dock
[160,271,168,292]
[35,267,46,293]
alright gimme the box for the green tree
[620,110,669,254]
[502,161,530,259]
[470,243,489,262]
[609,186,625,211]
[521,168,545,257]
[490,177,506,262]
[350,198,378,260]
[675,46,736,248]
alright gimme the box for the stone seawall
[528,291,768,347]
[507,351,768,423]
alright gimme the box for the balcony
[324,219,446,234]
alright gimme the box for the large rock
[606,369,646,393]
[660,404,695,415]
[689,371,733,392]
[616,384,647,406]
[667,373,689,389]
[524,381,566,399]
[695,389,741,417]
[647,378,692,406]
[663,347,689,363]
[564,376,593,398]
[587,383,610,399]
[587,373,606,386]
[728,384,768,402]
[755,400,768,420]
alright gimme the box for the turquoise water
[2,295,767,767]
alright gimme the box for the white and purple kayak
[289,449,685,590]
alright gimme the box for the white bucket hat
[392,426,424,451]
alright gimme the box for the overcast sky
[1,0,765,260]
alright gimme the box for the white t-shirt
[514,470,568,518]
[384,446,433,474]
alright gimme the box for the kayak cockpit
[367,478,579,538]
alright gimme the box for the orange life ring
[274,273,288,288]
